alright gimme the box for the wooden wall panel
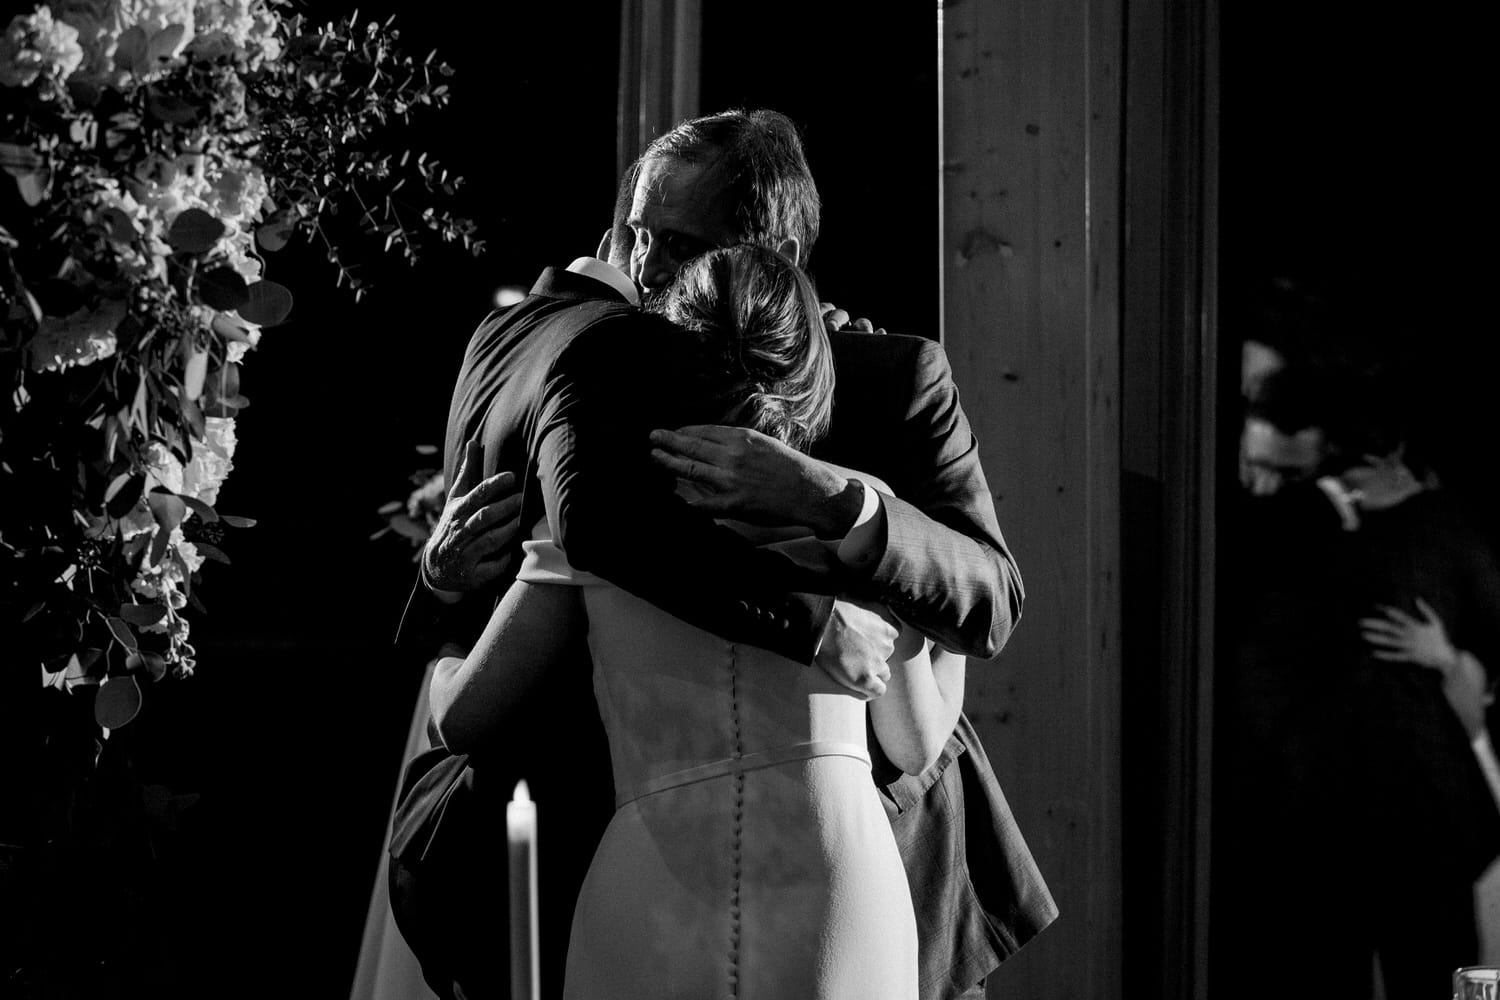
[616,0,701,177]
[939,0,1124,995]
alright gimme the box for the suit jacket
[390,265,1031,998]
[871,714,1057,999]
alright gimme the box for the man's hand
[819,301,885,335]
[649,424,862,538]
[421,439,523,595]
[815,599,897,700]
[1338,452,1425,511]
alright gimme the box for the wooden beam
[616,0,701,177]
[940,0,1125,994]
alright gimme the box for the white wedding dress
[516,527,918,1000]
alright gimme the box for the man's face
[626,156,738,306]
[1239,416,1328,496]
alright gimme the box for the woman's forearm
[869,634,966,775]
[429,580,582,752]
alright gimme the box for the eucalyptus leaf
[255,218,295,252]
[104,616,139,653]
[105,473,145,518]
[167,208,226,253]
[101,206,140,242]
[94,674,143,729]
[119,602,169,627]
[0,142,42,177]
[146,24,186,65]
[148,520,173,566]
[197,267,249,311]
[16,170,49,206]
[180,495,218,523]
[113,25,147,72]
[147,492,187,533]
[194,541,230,565]
[239,280,293,327]
[183,343,209,400]
[388,515,429,542]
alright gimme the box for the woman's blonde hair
[660,244,834,452]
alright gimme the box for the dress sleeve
[514,520,605,587]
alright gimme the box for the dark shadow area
[111,4,622,996]
[701,1,939,339]
[1211,5,1497,996]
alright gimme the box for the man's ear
[776,237,801,267]
[596,229,613,261]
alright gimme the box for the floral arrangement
[373,443,444,557]
[0,0,481,733]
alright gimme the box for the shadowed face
[626,156,738,307]
[1240,416,1327,496]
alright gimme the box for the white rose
[181,415,235,505]
[0,6,83,87]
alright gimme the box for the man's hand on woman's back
[422,439,524,597]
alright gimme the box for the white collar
[566,257,639,307]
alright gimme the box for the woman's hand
[1359,597,1458,672]
[1359,597,1492,738]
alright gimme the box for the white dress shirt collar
[566,256,639,307]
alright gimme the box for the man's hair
[639,108,821,266]
[607,159,641,270]
[659,244,834,453]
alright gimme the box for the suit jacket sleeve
[854,338,1023,660]
[532,318,838,665]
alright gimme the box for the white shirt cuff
[835,480,885,570]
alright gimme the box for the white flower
[189,0,278,61]
[248,5,277,61]
[208,163,266,224]
[26,299,124,372]
[221,227,261,280]
[224,325,259,363]
[181,415,235,505]
[52,0,121,85]
[132,151,212,229]
[115,0,194,58]
[0,6,83,88]
[138,414,236,507]
[142,440,185,496]
[406,472,446,521]
[130,528,195,612]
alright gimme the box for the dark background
[1219,2,1494,508]
[108,4,938,998]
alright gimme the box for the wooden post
[616,0,701,177]
[939,0,1125,995]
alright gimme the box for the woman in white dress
[429,245,965,1000]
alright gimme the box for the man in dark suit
[392,108,1051,1000]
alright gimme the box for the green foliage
[0,1,482,718]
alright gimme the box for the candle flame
[513,779,531,804]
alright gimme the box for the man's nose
[635,241,675,291]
